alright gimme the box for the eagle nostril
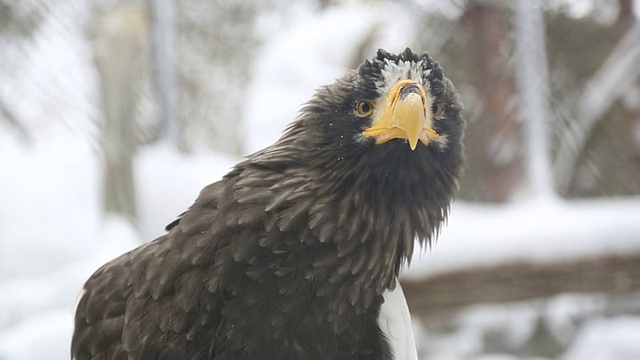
[398,83,421,100]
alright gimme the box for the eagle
[72,48,464,359]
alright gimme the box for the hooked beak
[362,80,440,150]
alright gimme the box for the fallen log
[401,253,640,319]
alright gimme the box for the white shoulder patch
[379,279,419,360]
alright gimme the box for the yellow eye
[355,100,375,117]
[431,101,444,118]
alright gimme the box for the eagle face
[280,48,464,255]
[291,48,464,188]
[359,49,455,150]
[72,48,464,360]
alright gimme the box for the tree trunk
[460,0,522,202]
[94,5,149,223]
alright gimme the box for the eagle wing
[72,160,309,359]
[72,181,231,359]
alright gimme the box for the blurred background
[1,0,639,359]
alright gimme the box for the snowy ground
[415,291,640,360]
[0,135,235,360]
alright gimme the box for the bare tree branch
[402,254,640,319]
[555,22,640,193]
[0,96,31,143]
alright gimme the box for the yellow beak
[362,80,440,150]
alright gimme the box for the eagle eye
[355,100,375,117]
[431,101,444,118]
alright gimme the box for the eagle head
[251,47,465,287]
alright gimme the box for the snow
[416,292,640,360]
[243,5,375,153]
[0,1,97,139]
[0,311,72,360]
[404,197,640,278]
[243,2,417,153]
[563,316,640,360]
[2,2,640,360]
[0,133,100,279]
[0,135,234,360]
[418,302,539,359]
[136,142,236,239]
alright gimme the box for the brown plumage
[72,48,464,359]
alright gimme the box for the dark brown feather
[71,48,464,359]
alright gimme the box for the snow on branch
[554,22,640,193]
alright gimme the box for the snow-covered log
[402,253,640,318]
